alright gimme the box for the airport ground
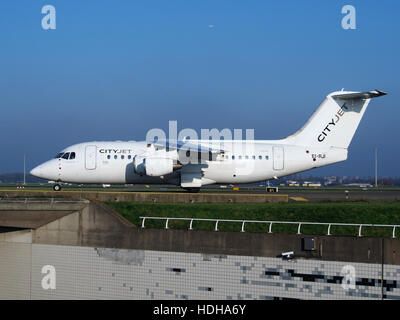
[1,183,400,201]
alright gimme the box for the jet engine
[133,156,174,176]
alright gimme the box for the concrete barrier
[2,198,400,300]
[0,190,288,203]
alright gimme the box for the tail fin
[285,90,387,149]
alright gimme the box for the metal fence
[139,216,400,238]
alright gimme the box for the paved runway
[1,184,400,202]
[285,190,400,202]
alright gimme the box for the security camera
[281,251,295,259]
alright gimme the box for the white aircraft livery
[31,90,386,192]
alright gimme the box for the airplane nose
[30,160,59,181]
[30,165,44,178]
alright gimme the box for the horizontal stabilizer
[331,89,387,100]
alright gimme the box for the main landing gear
[53,184,62,191]
[183,188,200,193]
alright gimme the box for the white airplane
[30,89,386,192]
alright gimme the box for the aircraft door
[273,146,284,170]
[85,145,97,170]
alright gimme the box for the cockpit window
[62,152,70,159]
[55,152,75,160]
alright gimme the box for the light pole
[23,154,26,186]
[374,147,378,188]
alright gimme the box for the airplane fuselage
[31,140,347,186]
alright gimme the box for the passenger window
[114,155,117,159]
[62,153,70,159]
[69,152,76,160]
[258,155,262,160]
[239,155,242,160]
[232,156,235,160]
[128,155,131,159]
[107,155,111,160]
[121,155,125,160]
[252,155,255,160]
[265,155,269,160]
[245,155,249,159]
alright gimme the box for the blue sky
[0,0,398,177]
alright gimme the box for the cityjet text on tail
[31,89,387,192]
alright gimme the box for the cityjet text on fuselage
[317,104,348,142]
[99,149,133,154]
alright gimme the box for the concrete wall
[119,229,389,264]
[0,199,89,228]
[0,198,89,211]
[33,201,134,247]
[0,240,31,299]
[16,244,400,300]
[0,198,399,300]
[0,190,288,203]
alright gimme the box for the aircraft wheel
[184,188,200,193]
[53,184,62,191]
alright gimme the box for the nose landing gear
[53,184,62,191]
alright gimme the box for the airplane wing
[149,139,225,155]
[331,89,387,100]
